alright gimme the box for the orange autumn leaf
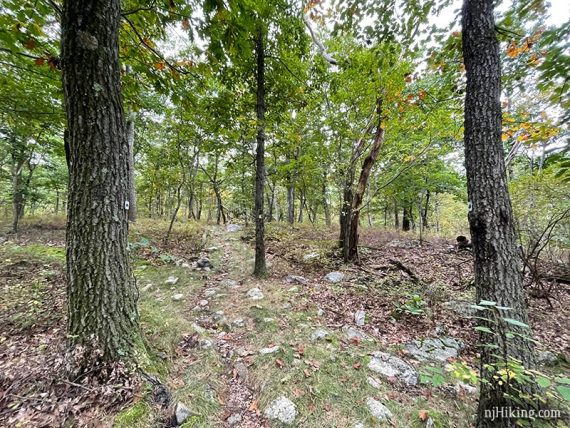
[34,57,45,66]
[419,409,429,421]
[155,62,165,70]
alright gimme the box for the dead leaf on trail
[419,409,429,421]
[275,358,285,368]
[353,362,361,369]
[248,399,259,413]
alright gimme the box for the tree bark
[62,0,139,365]
[287,181,295,224]
[402,206,411,231]
[126,109,137,222]
[253,25,267,277]
[462,0,536,424]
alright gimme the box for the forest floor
[0,218,568,427]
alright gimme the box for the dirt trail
[190,228,270,427]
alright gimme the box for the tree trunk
[126,109,137,222]
[11,158,25,233]
[394,203,399,228]
[62,0,138,365]
[287,182,295,224]
[322,173,331,226]
[253,25,267,277]
[298,190,304,223]
[462,0,536,424]
[402,206,411,231]
[422,190,430,229]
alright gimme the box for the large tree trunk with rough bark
[462,0,536,425]
[253,25,267,277]
[62,0,139,366]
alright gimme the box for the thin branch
[302,14,337,65]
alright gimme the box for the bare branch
[302,14,337,66]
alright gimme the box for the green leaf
[503,318,530,329]
[556,385,570,402]
[536,377,551,388]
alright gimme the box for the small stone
[165,276,178,285]
[204,288,217,297]
[207,246,219,252]
[221,279,239,288]
[455,383,477,395]
[426,417,435,428]
[343,325,370,342]
[200,339,213,349]
[227,413,242,425]
[282,302,292,310]
[286,275,308,285]
[236,347,248,357]
[325,271,344,283]
[259,345,280,355]
[537,350,558,366]
[141,283,153,292]
[368,351,418,387]
[202,266,211,272]
[191,323,205,334]
[317,307,324,316]
[404,336,464,362]
[226,224,242,232]
[264,396,297,425]
[366,397,392,421]
[181,262,191,268]
[175,402,192,425]
[287,286,299,293]
[263,317,274,323]
[213,310,225,320]
[246,288,264,300]
[311,329,329,341]
[172,293,184,301]
[355,310,366,326]
[367,376,382,389]
[303,252,320,261]
[199,299,209,307]
[234,362,248,379]
[354,423,365,428]
[233,318,246,328]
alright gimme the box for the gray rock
[442,300,478,317]
[233,318,246,328]
[191,323,205,334]
[175,402,192,425]
[404,336,464,362]
[234,362,248,380]
[207,246,219,252]
[311,329,329,341]
[204,288,217,297]
[354,423,366,428]
[537,351,559,366]
[287,286,299,293]
[367,376,382,389]
[259,345,280,355]
[455,383,477,395]
[181,262,191,268]
[236,347,249,357]
[227,413,242,425]
[303,252,320,261]
[263,317,274,323]
[212,310,225,321]
[141,283,153,292]
[199,339,213,349]
[366,397,392,421]
[317,307,324,316]
[343,325,370,342]
[355,310,366,326]
[197,257,212,269]
[165,276,178,285]
[226,224,242,232]
[286,275,309,285]
[221,279,239,288]
[426,417,435,428]
[264,396,297,425]
[246,288,264,300]
[172,293,184,301]
[325,271,344,283]
[368,351,418,386]
[199,299,209,307]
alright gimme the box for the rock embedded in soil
[197,257,212,269]
[342,325,371,342]
[366,397,392,421]
[171,293,184,301]
[264,396,297,425]
[537,350,559,366]
[355,310,366,326]
[286,274,309,285]
[303,252,320,261]
[227,413,242,425]
[325,271,344,283]
[367,376,382,389]
[246,288,264,300]
[226,224,242,232]
[404,336,464,362]
[311,329,329,341]
[165,276,179,285]
[204,288,217,297]
[199,299,209,307]
[368,351,418,387]
[141,283,153,292]
[175,402,192,425]
[221,279,239,288]
[259,345,280,355]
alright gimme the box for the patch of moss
[113,401,152,428]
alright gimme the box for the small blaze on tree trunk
[62,0,139,365]
[253,24,267,277]
[462,0,536,425]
